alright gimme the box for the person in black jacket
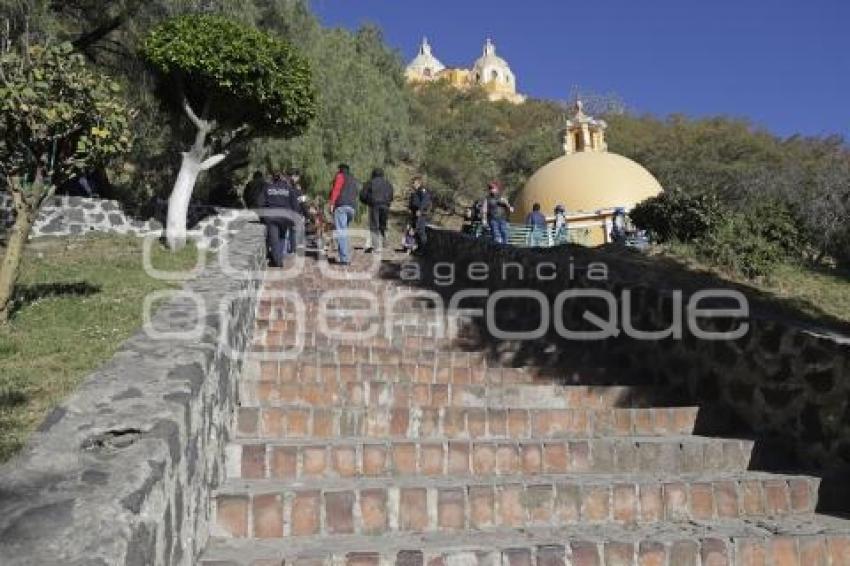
[482,180,513,245]
[408,176,432,248]
[257,172,300,268]
[362,168,395,253]
[285,168,308,254]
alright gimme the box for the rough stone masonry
[0,222,266,565]
[0,194,248,251]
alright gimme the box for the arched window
[490,69,499,82]
[423,67,432,78]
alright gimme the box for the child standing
[402,224,417,254]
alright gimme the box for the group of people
[250,165,586,266]
[463,181,570,246]
[524,203,570,246]
[248,165,435,267]
[462,181,514,243]
[328,165,435,263]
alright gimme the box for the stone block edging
[1,194,251,251]
[0,222,266,565]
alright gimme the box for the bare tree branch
[182,95,206,131]
[221,124,252,151]
[70,0,145,52]
[71,14,124,51]
[200,154,226,171]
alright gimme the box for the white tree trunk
[164,95,227,251]
[165,151,203,250]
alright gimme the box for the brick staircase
[200,253,850,565]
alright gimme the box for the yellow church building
[513,101,663,245]
[406,37,526,104]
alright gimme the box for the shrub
[696,213,786,278]
[630,189,724,243]
[745,198,807,260]
[632,190,809,279]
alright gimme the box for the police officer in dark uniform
[258,172,300,268]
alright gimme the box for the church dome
[514,152,663,220]
[406,37,445,81]
[513,100,663,220]
[471,38,516,90]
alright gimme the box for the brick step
[256,300,455,321]
[235,406,699,440]
[254,332,477,352]
[247,361,613,387]
[226,436,753,480]
[249,349,626,387]
[201,522,850,566]
[249,345,492,367]
[255,314,475,334]
[238,381,657,410]
[211,473,820,539]
[260,275,419,291]
[260,272,441,286]
[255,309,476,325]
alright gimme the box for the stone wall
[0,222,267,565]
[0,193,249,250]
[421,228,850,510]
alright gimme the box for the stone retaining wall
[421,228,850,509]
[0,193,249,250]
[0,222,267,565]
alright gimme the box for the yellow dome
[513,151,662,220]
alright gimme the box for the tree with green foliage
[407,82,564,209]
[0,41,132,322]
[142,14,316,248]
[1,0,280,206]
[251,11,415,199]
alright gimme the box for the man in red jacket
[328,163,360,265]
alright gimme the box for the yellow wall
[438,68,470,88]
[558,211,613,247]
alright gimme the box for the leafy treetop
[141,14,316,137]
[0,42,132,196]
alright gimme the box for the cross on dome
[483,37,496,56]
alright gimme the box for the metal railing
[465,222,595,247]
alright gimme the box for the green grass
[758,262,850,324]
[659,242,850,326]
[0,235,200,461]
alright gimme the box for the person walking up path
[408,176,432,250]
[285,168,308,254]
[362,168,394,253]
[328,163,359,265]
[258,172,299,268]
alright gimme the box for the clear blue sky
[311,0,849,139]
